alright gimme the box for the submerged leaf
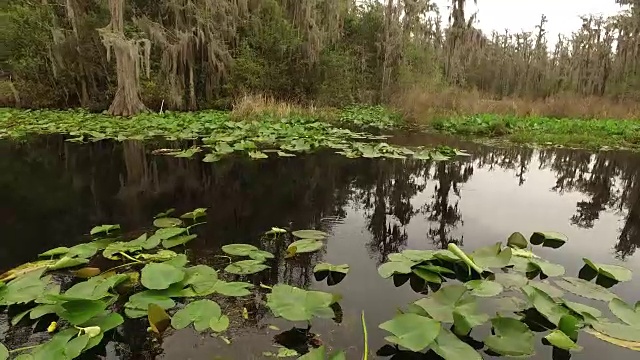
[379,313,440,352]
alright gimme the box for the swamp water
[0,135,638,359]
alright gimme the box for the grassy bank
[431,114,640,150]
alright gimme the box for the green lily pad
[1,342,8,360]
[378,260,413,279]
[412,267,443,284]
[162,234,197,248]
[523,285,570,324]
[414,285,489,334]
[141,263,186,290]
[297,346,345,360]
[287,239,323,254]
[583,258,632,282]
[554,277,616,302]
[39,247,71,257]
[465,280,503,297]
[222,244,261,256]
[180,208,207,220]
[145,227,187,249]
[182,265,218,295]
[484,317,535,356]
[379,313,440,352]
[529,258,565,277]
[431,328,482,360]
[563,300,602,319]
[609,298,640,327]
[591,321,640,342]
[507,232,528,249]
[48,257,90,270]
[313,263,350,285]
[125,290,176,318]
[471,243,512,269]
[171,299,229,332]
[213,281,253,297]
[224,260,269,275]
[56,299,108,325]
[493,272,529,289]
[530,231,567,248]
[291,230,328,239]
[0,270,50,306]
[266,284,336,321]
[529,281,564,298]
[90,224,120,236]
[64,273,128,300]
[545,330,583,351]
[153,217,183,228]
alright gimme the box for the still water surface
[0,136,638,359]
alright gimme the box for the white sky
[433,0,626,44]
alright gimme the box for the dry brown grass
[230,94,339,121]
[393,87,640,123]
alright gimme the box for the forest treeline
[1,0,639,117]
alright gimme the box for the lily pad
[545,330,583,351]
[431,328,482,360]
[530,231,567,248]
[287,239,323,254]
[171,299,229,332]
[378,261,413,279]
[0,343,8,360]
[563,300,602,319]
[153,217,183,228]
[48,257,90,270]
[471,243,512,269]
[529,258,565,278]
[583,258,632,282]
[162,234,197,248]
[507,232,528,249]
[313,263,349,285]
[224,260,269,275]
[484,316,535,356]
[378,313,440,352]
[266,284,336,321]
[141,263,186,290]
[90,224,120,236]
[465,280,503,297]
[56,299,108,325]
[554,277,616,302]
[298,346,346,360]
[180,208,207,220]
[609,298,640,327]
[523,285,570,324]
[414,285,488,334]
[291,230,328,239]
[591,321,640,342]
[586,328,640,351]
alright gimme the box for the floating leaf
[225,260,269,275]
[153,217,183,228]
[591,321,640,342]
[609,298,640,326]
[90,224,120,235]
[64,273,128,300]
[56,299,108,325]
[213,281,253,297]
[125,291,176,318]
[378,261,413,279]
[148,303,171,334]
[248,150,268,159]
[287,239,323,254]
[171,299,229,332]
[291,230,328,239]
[465,280,503,297]
[154,208,175,218]
[545,330,583,351]
[554,277,616,301]
[530,231,567,248]
[583,258,632,282]
[162,234,197,248]
[563,300,602,319]
[48,256,89,270]
[431,328,482,360]
[493,272,528,289]
[529,281,564,298]
[0,343,7,360]
[313,263,349,285]
[484,317,535,356]
[379,313,440,351]
[507,232,528,249]
[529,258,565,277]
[414,285,488,333]
[412,267,443,284]
[266,284,336,321]
[39,247,71,257]
[180,208,207,220]
[74,267,101,279]
[523,285,570,324]
[586,328,640,351]
[0,269,50,305]
[298,346,345,360]
[222,244,260,256]
[471,243,512,269]
[141,263,186,290]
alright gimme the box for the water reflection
[1,136,640,358]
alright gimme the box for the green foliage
[266,284,337,322]
[433,114,640,150]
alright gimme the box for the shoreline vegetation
[2,93,640,151]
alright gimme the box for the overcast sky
[432,0,625,44]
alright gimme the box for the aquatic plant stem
[362,311,369,360]
[448,243,485,275]
[119,252,145,263]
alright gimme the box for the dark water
[0,136,639,359]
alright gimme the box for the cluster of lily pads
[375,232,639,358]
[2,209,637,360]
[0,108,465,162]
[0,210,347,359]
